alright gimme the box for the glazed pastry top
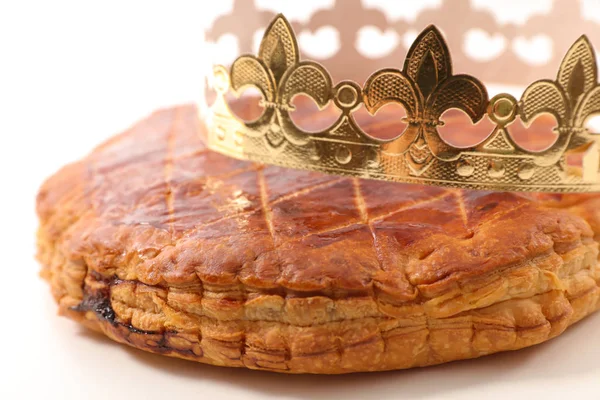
[37,105,600,317]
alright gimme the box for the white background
[1,1,600,399]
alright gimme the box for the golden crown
[204,14,600,192]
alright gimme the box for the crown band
[204,14,600,193]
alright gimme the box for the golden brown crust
[37,105,600,374]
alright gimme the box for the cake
[37,104,600,374]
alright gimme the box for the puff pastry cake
[37,105,600,374]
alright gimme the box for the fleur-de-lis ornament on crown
[228,16,336,149]
[520,36,600,167]
[362,26,488,175]
[207,14,600,192]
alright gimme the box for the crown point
[570,35,594,58]
[271,13,293,29]
[576,34,592,46]
[423,24,443,36]
[258,13,300,78]
[411,25,446,48]
[405,24,453,94]
[566,34,594,56]
[417,25,446,44]
[263,14,295,40]
[556,33,597,97]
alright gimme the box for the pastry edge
[38,228,600,374]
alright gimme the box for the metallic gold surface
[206,14,600,192]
